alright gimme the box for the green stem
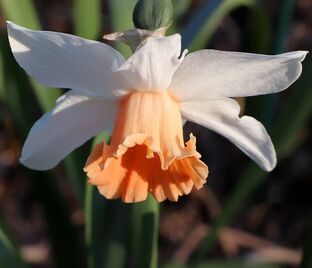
[84,134,107,268]
[84,133,130,268]
[84,184,94,268]
[132,195,159,268]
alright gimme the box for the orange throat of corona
[84,90,208,203]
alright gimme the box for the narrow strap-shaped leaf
[101,2,160,267]
[273,0,295,54]
[0,33,36,134]
[0,31,83,268]
[85,133,130,268]
[0,0,62,112]
[85,190,130,268]
[132,195,159,268]
[107,0,137,57]
[84,133,107,268]
[71,0,103,202]
[167,0,191,35]
[0,0,61,114]
[0,216,27,267]
[163,261,280,268]
[182,0,255,51]
[29,80,61,111]
[0,0,61,115]
[73,0,101,39]
[261,0,295,129]
[31,171,84,268]
[1,0,90,205]
[0,0,40,29]
[0,40,5,99]
[194,58,312,257]
[192,0,309,257]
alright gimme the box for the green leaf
[132,195,159,268]
[85,136,159,268]
[0,216,27,268]
[273,0,295,54]
[0,19,83,268]
[0,40,5,99]
[172,0,191,19]
[1,0,92,205]
[167,0,191,35]
[30,80,61,111]
[0,0,62,113]
[107,0,137,57]
[31,171,84,268]
[0,35,83,268]
[73,0,101,39]
[248,5,271,54]
[85,133,130,268]
[70,0,105,203]
[163,261,280,268]
[0,0,40,29]
[272,60,312,157]
[85,192,130,268]
[195,58,312,257]
[260,0,295,129]
[0,33,36,135]
[183,0,256,51]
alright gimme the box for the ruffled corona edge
[84,133,208,203]
[84,90,208,203]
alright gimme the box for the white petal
[171,49,307,101]
[115,34,185,91]
[20,90,117,170]
[180,98,276,171]
[7,22,126,99]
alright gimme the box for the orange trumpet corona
[84,90,208,202]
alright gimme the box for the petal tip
[264,158,277,172]
[6,21,21,31]
[299,50,309,62]
[261,149,277,172]
[282,50,309,62]
[292,50,309,62]
[19,156,51,171]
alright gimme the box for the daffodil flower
[7,22,307,202]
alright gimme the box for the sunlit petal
[21,90,117,170]
[180,98,276,171]
[7,22,126,99]
[171,50,307,101]
[115,34,186,92]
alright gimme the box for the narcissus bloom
[7,22,307,202]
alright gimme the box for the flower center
[111,90,186,168]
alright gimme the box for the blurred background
[0,0,311,268]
